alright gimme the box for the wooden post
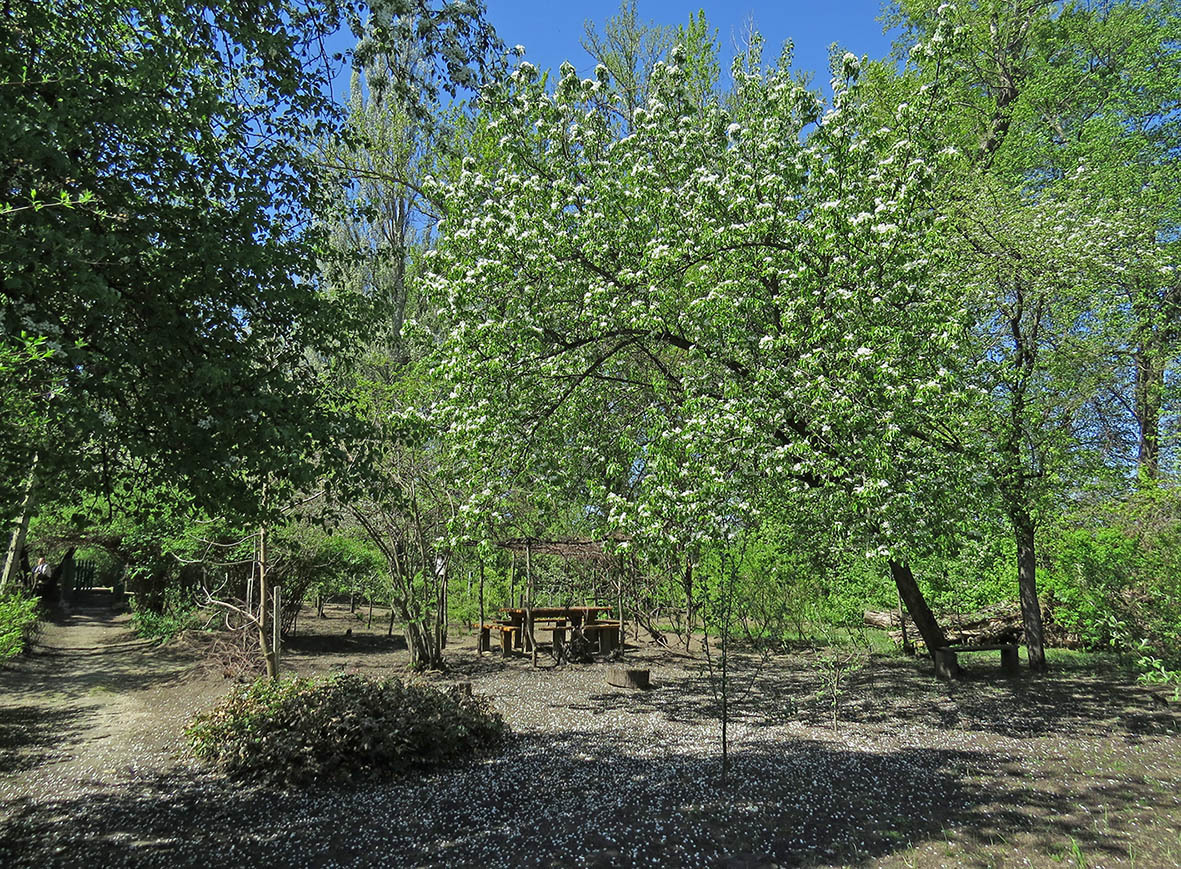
[258,523,277,680]
[478,559,486,656]
[441,554,449,649]
[608,666,650,689]
[897,590,913,655]
[617,556,625,658]
[273,585,282,674]
[246,572,254,631]
[1001,644,1019,674]
[525,541,536,667]
[508,556,516,615]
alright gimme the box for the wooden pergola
[493,534,630,563]
[480,534,632,664]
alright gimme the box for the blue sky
[483,0,899,87]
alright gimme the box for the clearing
[1,593,1178,868]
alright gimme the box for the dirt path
[0,591,220,799]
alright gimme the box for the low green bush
[185,673,507,785]
[130,586,199,642]
[0,592,40,659]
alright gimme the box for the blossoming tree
[429,27,972,656]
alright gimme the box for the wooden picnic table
[482,606,619,657]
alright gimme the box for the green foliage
[186,673,507,786]
[1,0,368,519]
[1042,488,1181,677]
[1,0,504,522]
[0,334,55,518]
[295,531,385,600]
[0,591,40,659]
[811,640,870,730]
[130,586,200,643]
[434,19,972,569]
[581,0,674,121]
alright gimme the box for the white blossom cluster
[428,26,979,554]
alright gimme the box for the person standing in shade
[32,556,53,600]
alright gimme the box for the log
[863,610,913,631]
[865,601,1076,650]
[607,666,650,690]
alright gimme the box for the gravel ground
[1,599,1178,868]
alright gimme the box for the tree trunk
[888,561,947,657]
[1,454,38,593]
[1014,508,1046,671]
[1134,345,1162,482]
[407,620,443,670]
[719,553,732,786]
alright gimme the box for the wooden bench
[935,644,1019,679]
[479,623,520,657]
[580,621,622,653]
[544,621,623,657]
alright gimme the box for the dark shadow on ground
[563,652,1177,741]
[0,728,1165,868]
[0,705,91,774]
[0,642,196,706]
[284,632,407,655]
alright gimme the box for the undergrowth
[130,586,199,642]
[0,591,40,659]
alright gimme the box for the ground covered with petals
[1,595,1177,868]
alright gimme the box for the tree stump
[607,666,650,689]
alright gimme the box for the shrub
[1042,488,1181,676]
[185,673,507,785]
[130,585,200,642]
[0,591,40,659]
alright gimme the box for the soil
[1,593,1178,868]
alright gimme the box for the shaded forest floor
[0,596,1178,868]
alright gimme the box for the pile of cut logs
[863,602,1079,650]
